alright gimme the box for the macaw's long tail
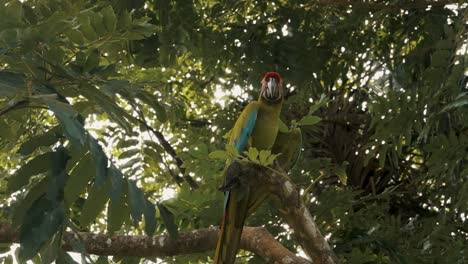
[213,190,250,264]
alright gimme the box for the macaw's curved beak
[266,77,279,100]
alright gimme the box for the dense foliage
[0,0,466,263]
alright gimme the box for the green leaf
[8,152,54,193]
[122,157,140,168]
[223,129,232,139]
[83,49,100,73]
[107,186,128,234]
[56,250,79,264]
[309,103,322,114]
[77,15,98,41]
[119,149,140,159]
[378,145,389,169]
[431,50,451,68]
[117,139,139,149]
[144,199,156,236]
[0,29,20,47]
[143,147,162,162]
[89,12,106,36]
[18,197,65,261]
[47,147,69,202]
[95,256,109,264]
[144,140,165,153]
[127,180,145,225]
[334,167,347,185]
[120,257,140,264]
[298,115,321,126]
[64,29,85,45]
[157,203,178,239]
[101,6,117,32]
[12,177,48,227]
[79,83,134,132]
[0,71,25,98]
[441,96,468,112]
[136,91,168,123]
[117,9,132,29]
[266,153,280,166]
[44,99,86,146]
[208,150,227,160]
[79,179,111,227]
[64,153,95,205]
[258,150,276,166]
[245,147,259,163]
[2,255,12,264]
[40,231,61,264]
[108,166,124,202]
[258,150,267,165]
[18,126,62,156]
[0,244,11,254]
[87,136,108,186]
[22,4,37,24]
[435,39,454,50]
[35,12,70,43]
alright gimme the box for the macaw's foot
[218,177,240,192]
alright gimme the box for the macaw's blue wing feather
[230,102,259,154]
[223,102,258,211]
[233,111,257,153]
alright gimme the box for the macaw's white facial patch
[262,77,282,102]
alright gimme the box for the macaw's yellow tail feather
[213,190,250,264]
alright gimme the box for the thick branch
[231,161,338,264]
[0,223,309,263]
[241,226,311,264]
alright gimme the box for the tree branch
[228,161,338,264]
[0,223,310,263]
[136,114,198,189]
[142,122,199,189]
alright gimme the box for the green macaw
[214,72,284,264]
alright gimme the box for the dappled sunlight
[0,0,466,263]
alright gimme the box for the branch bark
[230,161,338,264]
[0,223,310,264]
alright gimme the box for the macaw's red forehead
[263,72,282,82]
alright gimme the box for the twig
[136,114,198,189]
[0,100,29,117]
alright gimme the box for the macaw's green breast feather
[250,99,284,150]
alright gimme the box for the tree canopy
[0,0,466,263]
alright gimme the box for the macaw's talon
[219,161,243,191]
[218,177,240,192]
[219,161,248,192]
